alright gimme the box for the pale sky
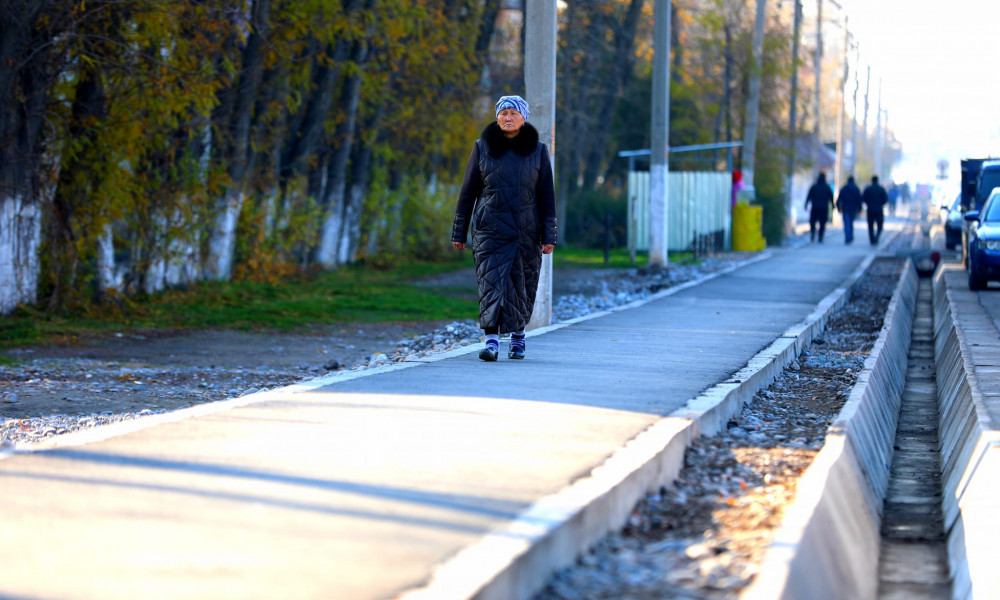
[840,0,1000,183]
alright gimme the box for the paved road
[0,221,902,600]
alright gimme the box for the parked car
[944,193,963,250]
[964,187,1000,289]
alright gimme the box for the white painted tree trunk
[365,226,379,257]
[315,189,345,268]
[96,224,123,294]
[18,201,41,308]
[145,256,166,295]
[0,195,41,315]
[144,212,168,295]
[205,190,244,280]
[264,193,277,237]
[145,205,201,294]
[165,233,199,288]
[276,192,292,235]
[165,203,200,287]
[337,184,365,264]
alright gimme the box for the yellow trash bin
[732,204,766,252]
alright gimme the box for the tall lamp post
[785,0,803,235]
[834,16,850,190]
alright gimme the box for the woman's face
[497,108,524,137]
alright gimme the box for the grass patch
[553,246,703,268]
[554,246,647,268]
[0,248,712,350]
[0,257,478,350]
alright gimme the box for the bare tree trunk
[337,106,382,264]
[279,0,365,187]
[582,0,645,188]
[316,180,345,265]
[314,38,369,267]
[205,0,270,280]
[474,0,501,88]
[206,189,244,279]
[144,206,200,293]
[338,167,368,265]
[278,41,346,185]
[0,197,42,313]
[0,0,55,314]
[566,2,601,192]
[554,0,581,235]
[724,24,733,146]
[96,224,122,294]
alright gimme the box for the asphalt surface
[0,222,902,600]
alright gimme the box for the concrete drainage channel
[877,276,950,597]
[932,265,1000,599]
[747,263,1000,600]
[732,259,1000,600]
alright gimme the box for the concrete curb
[932,265,1000,600]
[398,253,878,600]
[742,259,918,600]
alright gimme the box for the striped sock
[510,331,525,349]
[485,334,499,351]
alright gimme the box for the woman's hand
[452,241,466,251]
[541,244,555,255]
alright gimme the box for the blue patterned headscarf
[495,95,529,122]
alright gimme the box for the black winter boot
[479,338,499,362]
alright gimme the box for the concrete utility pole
[649,0,671,267]
[874,78,884,180]
[834,16,849,189]
[850,44,860,178]
[862,64,870,158]
[525,0,557,330]
[741,0,767,190]
[812,0,823,177]
[785,0,803,235]
[881,109,890,181]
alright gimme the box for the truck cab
[975,160,1000,210]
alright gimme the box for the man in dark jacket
[451,95,557,361]
[836,175,863,244]
[861,175,889,245]
[804,172,835,242]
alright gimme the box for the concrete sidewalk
[0,224,895,600]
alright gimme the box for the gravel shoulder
[0,321,459,420]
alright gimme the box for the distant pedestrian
[900,182,911,204]
[451,95,557,362]
[804,172,835,243]
[731,170,745,208]
[887,182,899,216]
[836,175,863,244]
[862,175,889,245]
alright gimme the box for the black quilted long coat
[451,122,557,333]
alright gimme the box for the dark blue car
[964,187,1000,289]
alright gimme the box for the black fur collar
[481,121,539,158]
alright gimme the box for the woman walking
[451,95,557,361]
